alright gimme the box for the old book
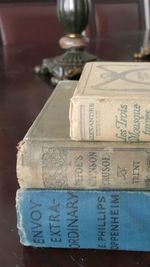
[16,188,150,251]
[69,62,150,141]
[17,80,150,190]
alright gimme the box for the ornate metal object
[133,30,150,62]
[35,0,97,85]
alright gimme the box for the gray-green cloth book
[16,80,150,190]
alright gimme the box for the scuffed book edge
[72,63,93,97]
[69,63,97,139]
[16,190,30,246]
[16,81,76,188]
[69,97,101,140]
[16,141,26,188]
[69,98,75,140]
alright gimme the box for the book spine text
[17,141,150,189]
[16,189,150,251]
[70,98,150,141]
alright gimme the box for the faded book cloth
[17,80,150,190]
[69,62,150,141]
[16,188,150,251]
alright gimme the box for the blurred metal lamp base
[134,48,150,62]
[34,0,97,85]
[133,30,150,62]
[34,47,96,85]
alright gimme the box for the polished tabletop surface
[0,31,150,267]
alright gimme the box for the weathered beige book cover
[70,62,150,141]
[17,80,150,190]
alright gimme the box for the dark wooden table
[0,31,150,267]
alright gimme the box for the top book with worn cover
[69,61,150,141]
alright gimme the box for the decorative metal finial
[35,0,97,85]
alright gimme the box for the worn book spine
[16,189,150,251]
[69,98,150,141]
[17,141,150,190]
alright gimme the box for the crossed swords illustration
[92,65,150,91]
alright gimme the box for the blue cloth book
[16,189,150,251]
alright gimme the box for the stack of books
[16,62,150,251]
